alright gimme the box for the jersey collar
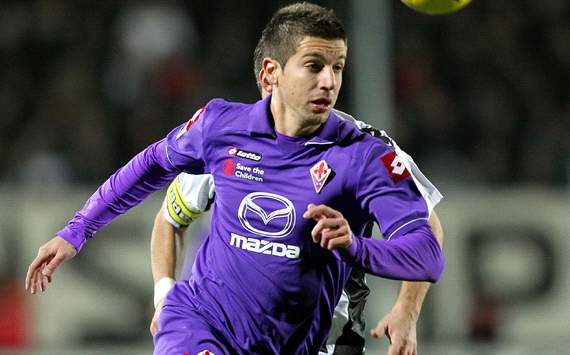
[247,94,347,146]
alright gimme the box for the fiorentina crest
[310,160,332,194]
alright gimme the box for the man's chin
[306,111,329,125]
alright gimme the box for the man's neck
[270,97,323,137]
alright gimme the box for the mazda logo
[237,192,296,238]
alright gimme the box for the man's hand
[150,298,164,336]
[25,236,77,294]
[371,306,418,355]
[303,204,353,250]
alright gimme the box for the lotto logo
[380,151,410,183]
[227,147,262,161]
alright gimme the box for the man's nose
[319,66,336,91]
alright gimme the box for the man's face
[273,36,347,126]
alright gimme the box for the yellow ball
[401,0,473,15]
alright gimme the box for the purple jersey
[58,95,443,354]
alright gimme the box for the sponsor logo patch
[230,233,300,259]
[380,151,410,183]
[310,160,332,194]
[222,160,264,182]
[238,192,295,238]
[228,146,262,161]
[231,192,299,258]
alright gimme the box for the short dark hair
[253,2,346,90]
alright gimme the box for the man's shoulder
[204,98,251,117]
[344,132,394,160]
[205,97,246,108]
[331,111,393,154]
[199,98,254,134]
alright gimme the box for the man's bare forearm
[428,210,444,249]
[150,205,178,282]
[393,281,430,321]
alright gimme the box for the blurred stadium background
[0,0,568,354]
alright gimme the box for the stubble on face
[273,36,347,136]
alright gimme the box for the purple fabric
[55,95,444,353]
[154,281,235,355]
[57,140,182,252]
[334,225,444,282]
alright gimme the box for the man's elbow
[425,250,445,283]
[408,229,444,283]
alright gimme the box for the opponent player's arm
[149,205,187,336]
[151,173,213,302]
[151,204,186,303]
[150,174,213,335]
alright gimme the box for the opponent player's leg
[154,281,233,355]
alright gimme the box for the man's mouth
[310,98,332,112]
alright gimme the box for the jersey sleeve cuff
[332,234,361,262]
[56,227,87,253]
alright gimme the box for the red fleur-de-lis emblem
[310,160,332,194]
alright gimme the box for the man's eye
[307,63,322,71]
[333,64,344,72]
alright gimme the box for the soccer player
[26,3,444,354]
[150,115,443,355]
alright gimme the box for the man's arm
[304,138,445,282]
[25,103,212,295]
[25,140,179,294]
[150,204,187,336]
[25,140,180,294]
[149,173,214,336]
[151,205,184,284]
[305,203,443,282]
[371,211,444,355]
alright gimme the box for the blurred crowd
[395,0,569,185]
[0,0,568,187]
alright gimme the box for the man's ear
[258,68,272,94]
[262,58,280,87]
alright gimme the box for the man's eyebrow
[301,53,347,61]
